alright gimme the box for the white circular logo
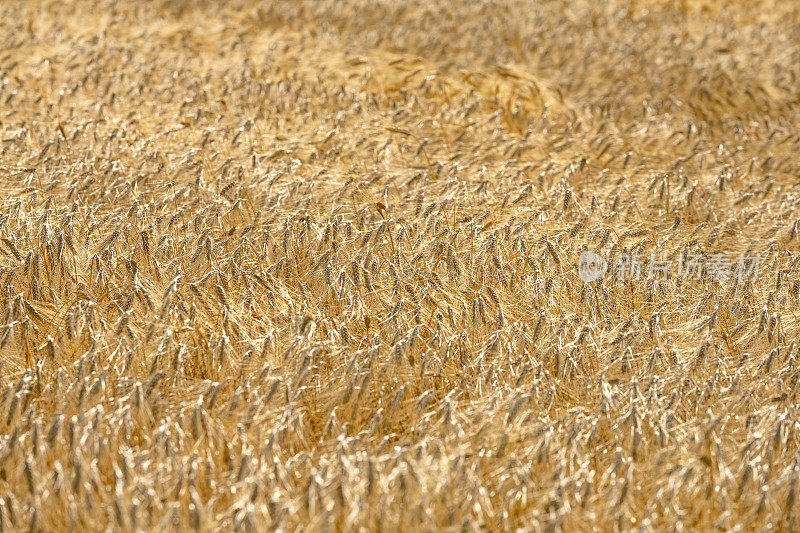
[578,251,607,282]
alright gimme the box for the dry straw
[0,0,799,530]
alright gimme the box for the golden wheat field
[2,0,800,530]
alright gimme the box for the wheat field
[1,0,799,530]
